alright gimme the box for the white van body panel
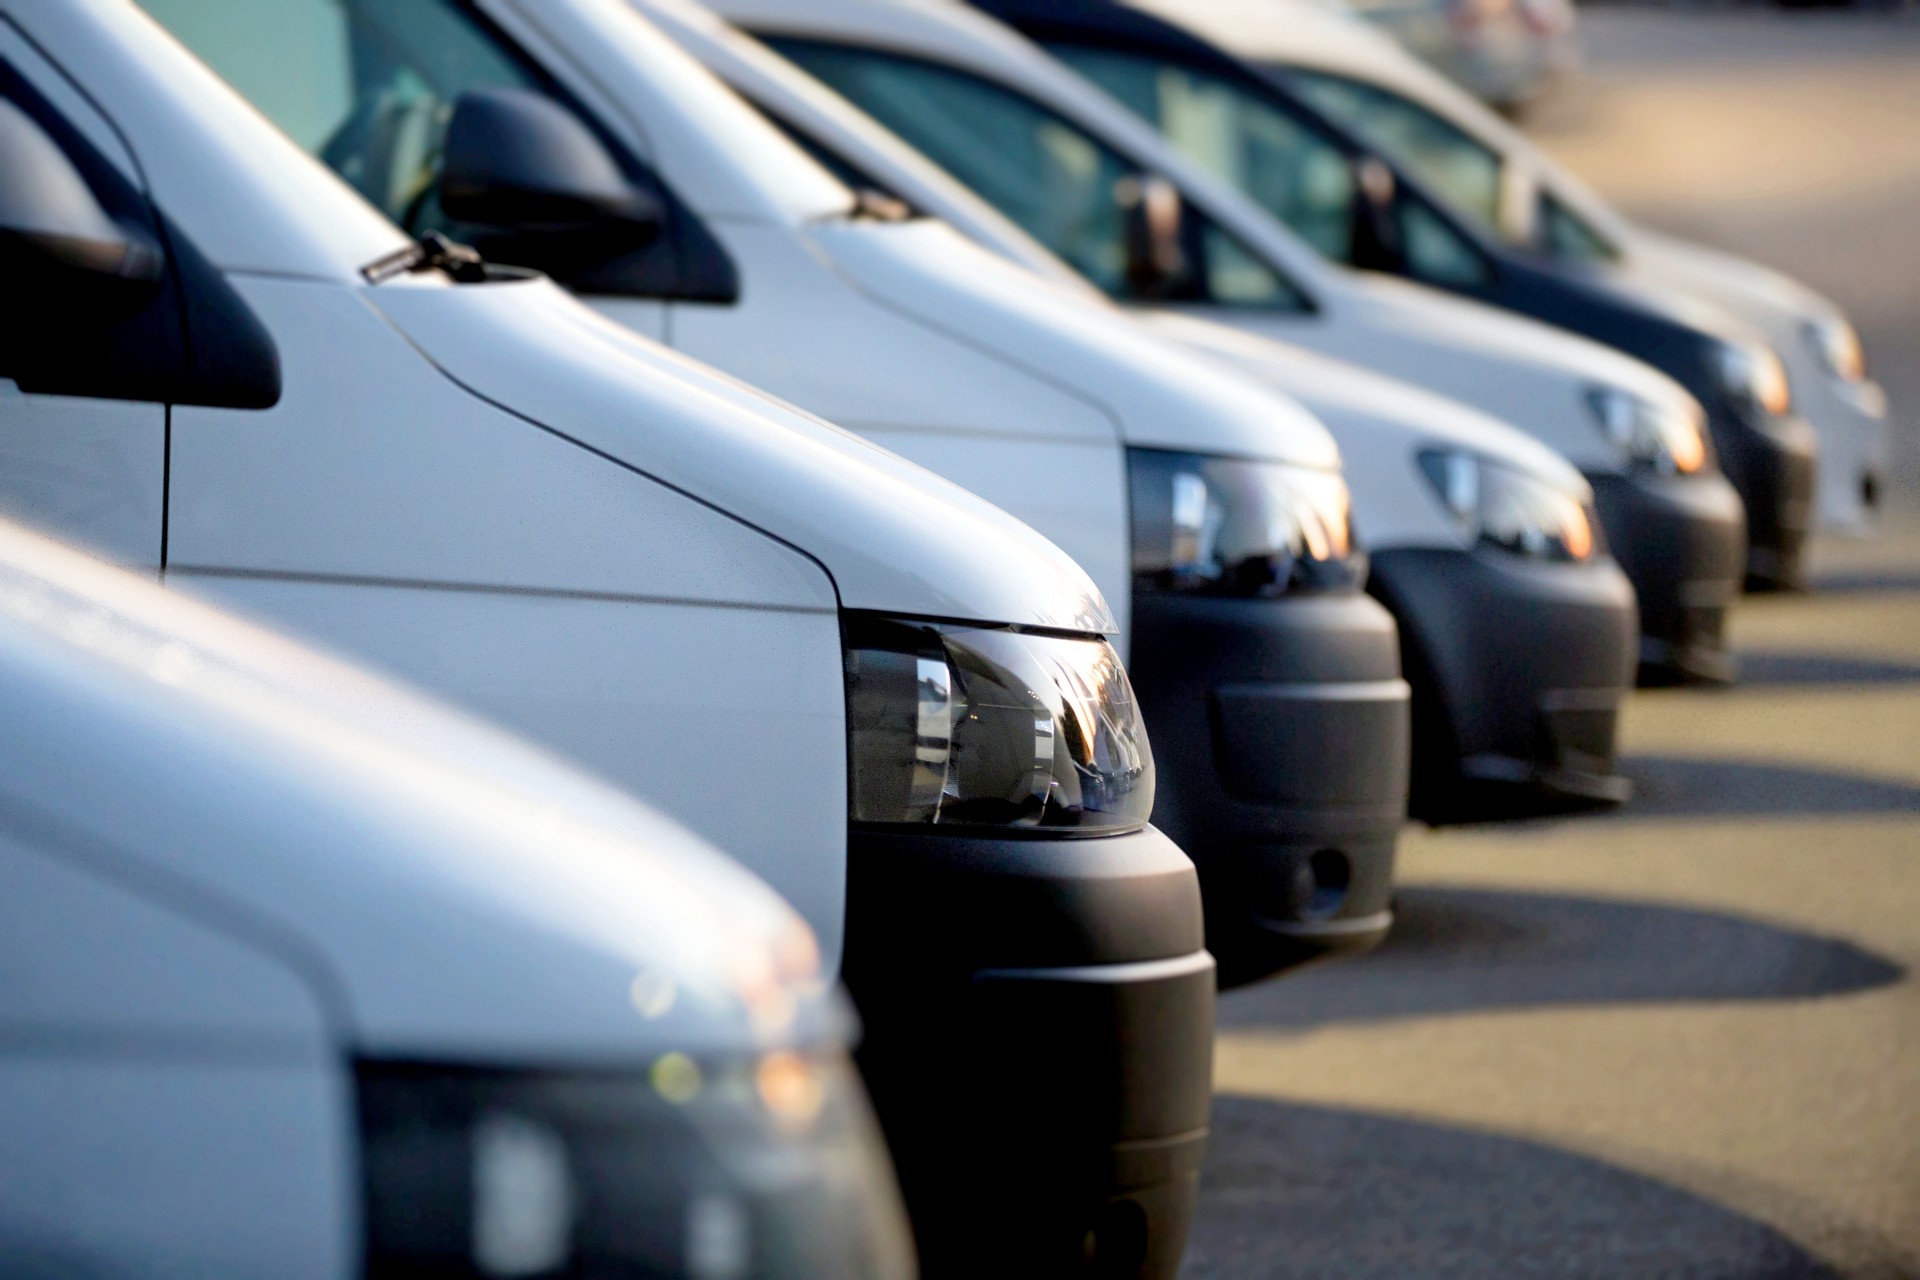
[1138,310,1589,550]
[648,13,1607,553]
[3,0,1128,969]
[0,1057,351,1280]
[0,385,165,571]
[631,0,1083,286]
[0,517,839,1273]
[479,0,1344,657]
[709,0,1706,479]
[0,519,817,1057]
[1162,0,1888,529]
[377,272,1116,631]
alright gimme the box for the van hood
[0,520,829,1062]
[808,217,1343,470]
[1624,230,1835,327]
[1348,272,1699,410]
[1139,308,1589,549]
[369,272,1115,635]
[1140,309,1585,491]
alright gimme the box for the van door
[0,29,278,572]
[0,34,165,571]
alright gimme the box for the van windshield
[771,40,1310,312]
[140,0,542,237]
[1046,42,1492,288]
[1277,67,1506,235]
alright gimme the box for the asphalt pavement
[1184,13,1920,1277]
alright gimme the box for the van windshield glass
[140,0,549,233]
[1279,67,1506,234]
[1050,44,1360,263]
[771,40,1308,312]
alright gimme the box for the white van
[138,0,1420,995]
[711,0,1752,685]
[1207,0,1889,533]
[0,517,913,1279]
[0,4,1211,1273]
[644,0,1639,817]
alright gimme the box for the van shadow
[1808,570,1920,595]
[1732,650,1920,686]
[1218,888,1902,1033]
[1612,755,1920,819]
[1182,1097,1842,1280]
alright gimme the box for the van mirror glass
[439,88,664,270]
[0,98,163,305]
[1117,173,1190,300]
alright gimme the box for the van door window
[771,41,1309,313]
[1539,192,1619,265]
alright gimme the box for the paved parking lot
[1186,12,1920,1277]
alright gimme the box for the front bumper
[844,825,1213,1280]
[1710,409,1818,591]
[1589,470,1748,684]
[1367,547,1639,822]
[1128,592,1408,989]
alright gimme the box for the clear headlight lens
[1585,386,1708,475]
[1418,449,1598,562]
[1710,341,1793,420]
[1803,314,1867,384]
[844,616,1153,833]
[357,1052,914,1279]
[1128,448,1367,597]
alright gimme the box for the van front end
[837,614,1214,1279]
[1124,449,1409,987]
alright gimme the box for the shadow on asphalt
[1218,888,1901,1032]
[1733,650,1920,686]
[1612,755,1920,818]
[1181,1097,1840,1280]
[1808,570,1920,595]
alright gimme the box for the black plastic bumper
[1366,547,1639,822]
[1127,592,1408,989]
[1710,410,1817,591]
[844,825,1213,1280]
[1589,470,1748,684]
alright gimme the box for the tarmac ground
[1183,11,1920,1277]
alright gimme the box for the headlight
[844,616,1153,833]
[1418,449,1597,562]
[1128,448,1366,597]
[1804,314,1867,384]
[1585,386,1708,475]
[1709,341,1793,420]
[357,1052,914,1279]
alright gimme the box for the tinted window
[1540,192,1618,264]
[1282,67,1505,233]
[1052,44,1359,263]
[775,41,1307,311]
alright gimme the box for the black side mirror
[1348,155,1406,273]
[0,98,163,308]
[439,87,663,274]
[1117,173,1190,299]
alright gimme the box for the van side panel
[167,279,837,613]
[169,576,852,969]
[0,829,350,1280]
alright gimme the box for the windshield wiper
[361,231,489,284]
